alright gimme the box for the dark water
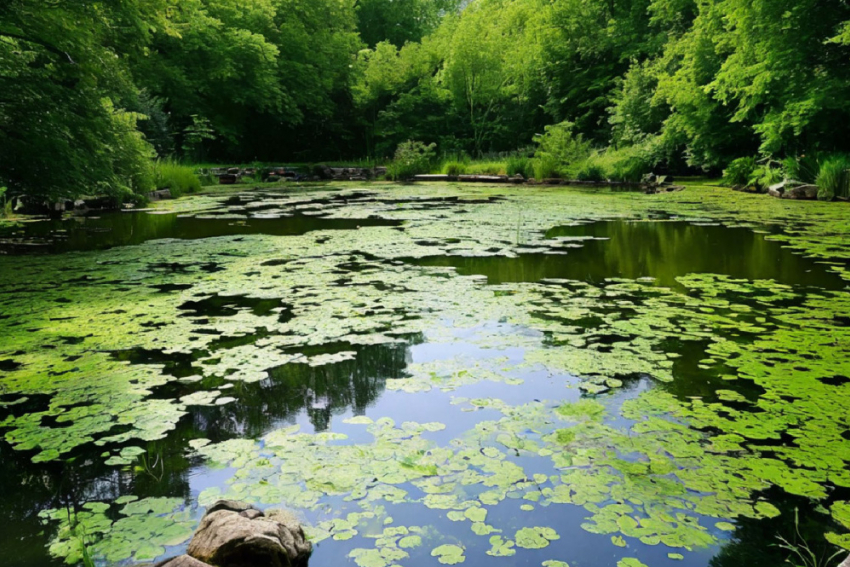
[0,331,836,567]
[0,204,846,567]
[411,221,847,290]
[0,211,400,253]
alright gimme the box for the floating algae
[1,183,849,567]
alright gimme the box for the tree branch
[0,31,75,64]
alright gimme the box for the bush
[442,161,468,176]
[533,121,592,168]
[532,156,561,180]
[197,171,217,186]
[507,156,534,179]
[610,156,651,183]
[722,157,757,187]
[153,158,202,198]
[578,144,656,184]
[749,161,783,190]
[575,162,606,182]
[782,155,819,184]
[387,140,437,181]
[816,156,850,201]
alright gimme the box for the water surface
[0,186,848,567]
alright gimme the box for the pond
[1,183,849,567]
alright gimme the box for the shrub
[507,156,534,179]
[197,171,217,186]
[532,156,561,180]
[442,161,468,176]
[533,121,592,168]
[722,157,757,187]
[580,144,656,184]
[749,161,784,190]
[575,162,606,182]
[782,155,819,184]
[816,156,850,201]
[611,155,651,183]
[387,140,437,181]
[153,158,201,198]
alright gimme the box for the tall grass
[442,161,468,176]
[153,158,201,197]
[586,146,655,183]
[533,156,561,180]
[815,155,850,201]
[575,162,605,182]
[0,186,8,217]
[506,156,534,179]
[465,161,507,175]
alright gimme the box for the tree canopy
[3,0,850,200]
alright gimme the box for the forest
[4,0,850,202]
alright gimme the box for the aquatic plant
[774,509,846,567]
[4,183,850,567]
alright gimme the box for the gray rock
[205,500,255,515]
[768,179,805,198]
[187,501,311,567]
[783,184,818,200]
[155,555,211,567]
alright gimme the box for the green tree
[357,0,460,48]
[0,0,163,201]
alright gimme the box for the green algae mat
[1,183,849,567]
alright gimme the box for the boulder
[155,555,212,567]
[205,500,255,515]
[783,184,818,200]
[767,179,803,198]
[187,500,311,567]
[148,189,173,201]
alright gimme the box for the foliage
[181,116,216,164]
[575,162,606,182]
[723,158,757,187]
[815,156,850,201]
[533,121,592,170]
[506,156,534,179]
[749,160,785,191]
[6,0,850,198]
[357,0,460,47]
[387,140,437,180]
[152,159,202,198]
[532,156,561,180]
[442,161,469,176]
[466,162,506,176]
